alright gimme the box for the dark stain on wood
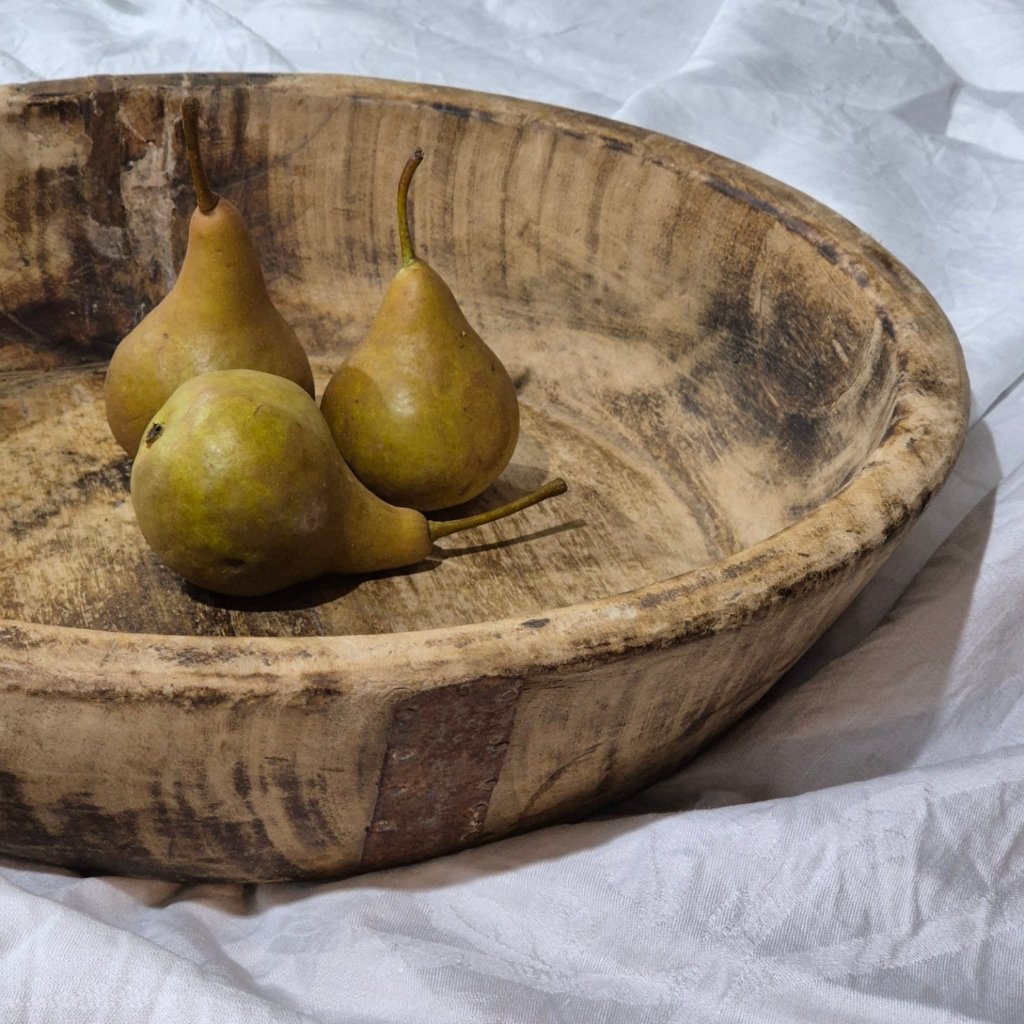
[72,456,132,495]
[54,790,164,876]
[0,295,119,365]
[703,175,866,280]
[155,645,236,668]
[584,147,617,259]
[0,90,140,363]
[880,311,896,340]
[232,761,252,799]
[80,86,127,230]
[229,88,252,179]
[0,625,43,649]
[695,257,895,489]
[779,410,826,465]
[599,134,633,154]
[146,776,298,880]
[265,754,336,848]
[7,456,132,539]
[430,101,495,124]
[0,769,53,850]
[0,770,185,880]
[116,87,167,163]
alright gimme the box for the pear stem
[428,478,568,541]
[181,97,219,215]
[397,148,424,268]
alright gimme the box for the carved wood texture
[0,74,968,880]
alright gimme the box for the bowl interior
[1,74,898,636]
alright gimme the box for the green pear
[130,369,566,597]
[104,97,314,457]
[319,149,519,512]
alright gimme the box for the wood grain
[0,73,968,880]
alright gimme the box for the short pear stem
[181,97,220,215]
[397,148,424,267]
[428,478,568,541]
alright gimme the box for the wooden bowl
[0,73,967,881]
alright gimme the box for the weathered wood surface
[0,73,968,881]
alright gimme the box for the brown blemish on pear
[320,149,520,511]
[103,97,314,457]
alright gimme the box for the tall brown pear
[319,149,520,511]
[130,369,566,597]
[104,97,314,457]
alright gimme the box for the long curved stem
[397,148,424,267]
[181,97,219,215]
[428,479,568,541]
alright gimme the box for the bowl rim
[0,71,970,693]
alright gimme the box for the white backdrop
[2,2,1024,1021]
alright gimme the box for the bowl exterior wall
[0,539,884,881]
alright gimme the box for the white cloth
[3,2,1024,1021]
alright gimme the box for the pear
[319,149,519,512]
[104,97,314,457]
[130,369,566,597]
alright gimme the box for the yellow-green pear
[130,369,566,597]
[319,149,519,512]
[104,97,313,457]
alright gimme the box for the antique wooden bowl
[0,73,967,881]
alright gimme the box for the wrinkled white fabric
[2,2,1024,1021]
